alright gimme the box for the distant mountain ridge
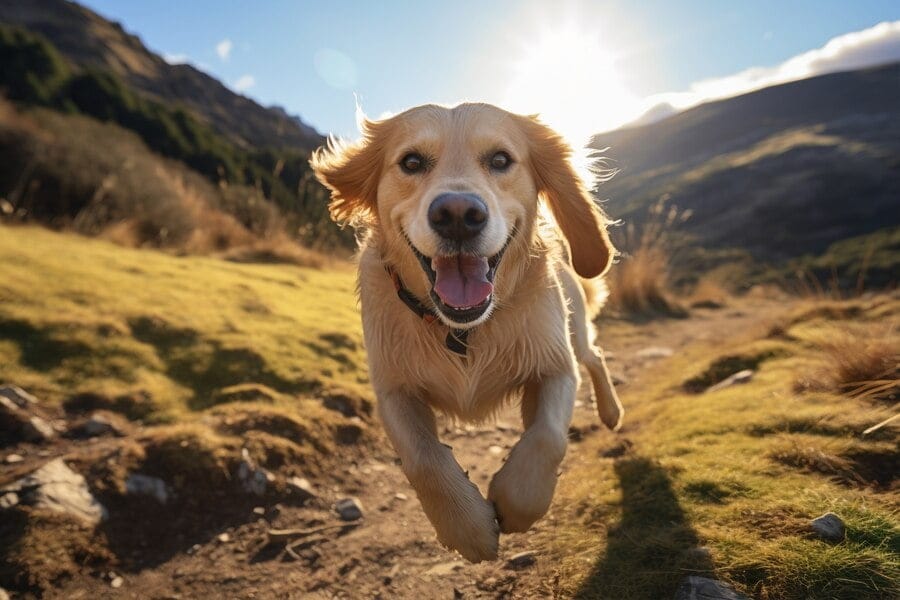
[0,0,322,150]
[593,62,900,269]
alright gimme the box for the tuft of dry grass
[607,198,689,317]
[0,98,329,267]
[796,324,899,403]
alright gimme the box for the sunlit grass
[546,295,899,599]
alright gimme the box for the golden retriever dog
[312,103,623,562]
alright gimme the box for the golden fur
[312,103,623,562]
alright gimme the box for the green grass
[0,224,368,422]
[549,295,899,599]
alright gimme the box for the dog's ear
[310,118,387,225]
[517,115,615,278]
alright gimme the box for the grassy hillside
[594,63,900,285]
[0,224,366,421]
[545,295,899,598]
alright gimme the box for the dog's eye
[490,151,512,171]
[400,153,425,174]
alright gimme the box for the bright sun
[502,24,641,150]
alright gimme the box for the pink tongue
[432,255,493,308]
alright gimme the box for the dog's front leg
[488,372,576,533]
[378,391,499,562]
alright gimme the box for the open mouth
[406,237,509,324]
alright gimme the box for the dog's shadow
[574,455,714,599]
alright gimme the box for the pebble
[335,497,364,521]
[4,453,23,464]
[125,474,170,504]
[674,576,748,600]
[811,512,845,543]
[488,445,504,456]
[505,550,536,570]
[287,476,316,501]
[394,492,408,501]
[706,369,754,393]
[110,576,123,589]
[217,533,231,543]
[252,506,266,516]
[635,346,674,359]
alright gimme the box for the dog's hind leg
[561,267,623,431]
[582,343,623,431]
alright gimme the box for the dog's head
[312,103,614,328]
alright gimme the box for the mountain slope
[593,62,900,265]
[0,0,322,150]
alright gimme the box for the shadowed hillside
[594,62,900,286]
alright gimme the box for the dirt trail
[44,300,782,600]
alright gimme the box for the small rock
[394,492,408,501]
[706,370,754,393]
[22,415,56,442]
[252,506,266,516]
[335,497,364,521]
[4,459,106,524]
[425,561,464,576]
[505,551,536,570]
[110,576,123,589]
[636,346,673,359]
[811,512,845,543]
[488,445,504,456]
[287,476,316,501]
[0,492,19,509]
[217,532,231,543]
[674,576,748,600]
[126,474,170,504]
[0,385,38,407]
[236,448,269,496]
[74,411,127,438]
[4,453,24,464]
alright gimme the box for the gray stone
[126,474,170,504]
[236,448,269,496]
[78,412,126,438]
[4,459,106,524]
[706,370,754,393]
[811,512,845,543]
[335,497,364,521]
[674,576,748,600]
[22,415,56,442]
[286,476,316,501]
[0,385,38,407]
[636,346,674,359]
[505,550,536,570]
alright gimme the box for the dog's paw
[431,482,499,562]
[488,436,562,533]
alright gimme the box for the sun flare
[502,24,641,153]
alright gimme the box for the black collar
[385,264,469,356]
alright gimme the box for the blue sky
[82,0,900,140]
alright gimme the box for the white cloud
[631,21,900,128]
[216,38,233,61]
[232,74,255,92]
[162,52,189,65]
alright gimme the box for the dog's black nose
[428,193,488,241]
